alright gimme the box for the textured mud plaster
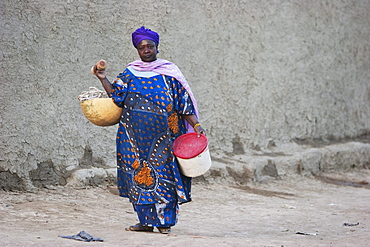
[78,145,106,169]
[1,0,370,189]
[225,166,254,184]
[261,160,279,178]
[29,160,67,188]
[232,135,245,155]
[28,146,110,188]
[0,171,25,191]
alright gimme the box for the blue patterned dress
[110,66,194,227]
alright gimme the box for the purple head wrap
[132,26,160,48]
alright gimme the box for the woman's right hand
[91,65,107,81]
[91,62,113,95]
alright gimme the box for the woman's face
[137,39,158,62]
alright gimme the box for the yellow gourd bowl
[80,98,122,126]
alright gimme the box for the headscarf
[132,26,160,48]
[128,59,199,133]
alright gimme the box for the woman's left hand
[195,125,206,137]
[182,114,206,137]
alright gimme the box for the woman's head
[136,39,158,62]
[132,26,159,62]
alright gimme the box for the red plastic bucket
[173,133,212,177]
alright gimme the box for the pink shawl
[127,59,198,132]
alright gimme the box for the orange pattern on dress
[132,159,140,170]
[167,103,179,134]
[134,162,154,187]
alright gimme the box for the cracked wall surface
[1,0,369,190]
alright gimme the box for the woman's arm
[182,114,206,136]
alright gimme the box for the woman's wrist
[193,123,201,131]
[100,77,110,83]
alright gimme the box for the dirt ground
[1,170,369,247]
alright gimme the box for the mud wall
[1,0,369,190]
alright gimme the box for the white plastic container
[173,133,212,177]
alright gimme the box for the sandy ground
[1,170,369,247]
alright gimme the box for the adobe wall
[1,0,369,190]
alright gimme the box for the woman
[92,26,205,234]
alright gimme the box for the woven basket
[80,98,122,126]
